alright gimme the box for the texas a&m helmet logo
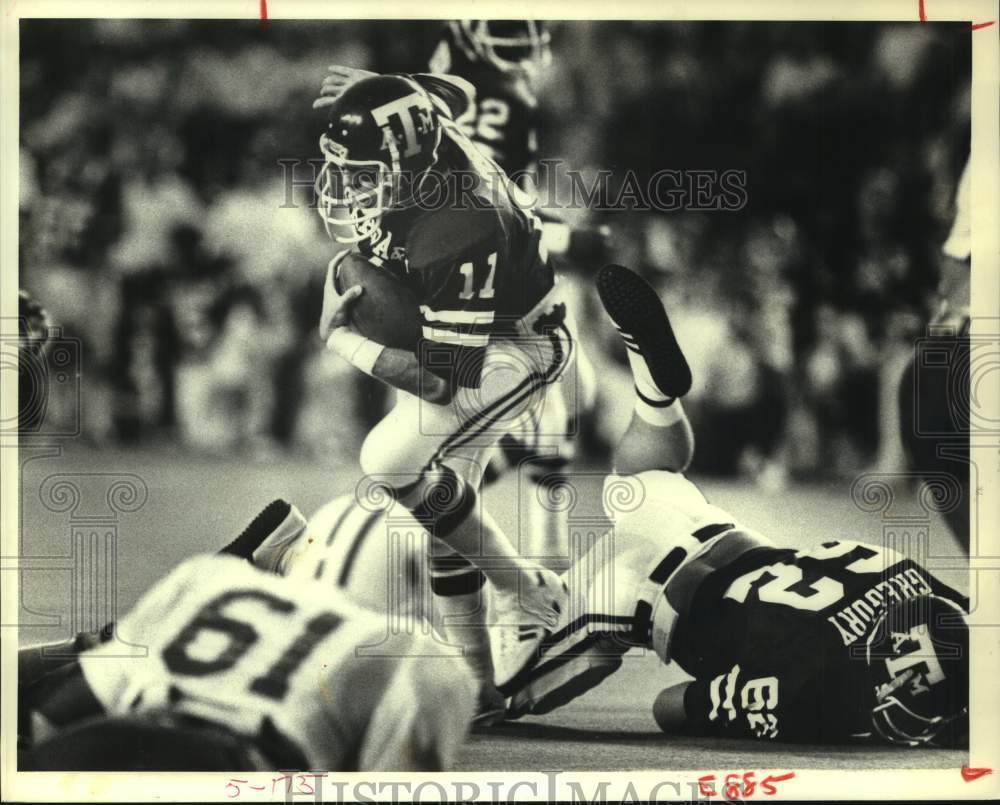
[371,92,438,164]
[882,626,946,698]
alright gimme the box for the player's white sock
[615,326,686,427]
[435,592,495,683]
[525,472,569,568]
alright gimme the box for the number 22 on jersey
[723,540,895,612]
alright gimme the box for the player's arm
[18,626,112,689]
[654,667,782,741]
[408,73,475,121]
[312,65,475,122]
[356,646,477,771]
[318,262,453,404]
[934,155,970,329]
[652,680,693,732]
[371,347,452,404]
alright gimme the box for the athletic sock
[429,551,495,683]
[614,326,686,427]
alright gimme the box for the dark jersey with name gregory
[666,537,968,742]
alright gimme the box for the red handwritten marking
[697,771,795,798]
[962,766,993,782]
[921,0,994,31]
[259,0,268,30]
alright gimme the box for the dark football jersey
[428,38,539,179]
[666,539,968,742]
[355,74,553,389]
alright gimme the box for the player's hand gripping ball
[320,252,422,351]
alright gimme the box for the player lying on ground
[14,292,473,770]
[311,65,574,718]
[17,506,476,771]
[494,264,969,747]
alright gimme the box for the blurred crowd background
[19,20,970,485]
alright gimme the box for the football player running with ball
[497,264,969,747]
[426,20,609,568]
[311,67,571,720]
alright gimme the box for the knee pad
[409,465,477,541]
[527,456,570,489]
[429,550,486,597]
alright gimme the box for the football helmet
[448,20,552,76]
[864,594,969,747]
[316,75,442,244]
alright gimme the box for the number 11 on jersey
[458,252,497,300]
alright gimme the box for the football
[334,252,422,351]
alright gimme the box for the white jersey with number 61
[79,554,476,771]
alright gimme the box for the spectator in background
[16,20,970,478]
[801,305,880,477]
[174,286,281,455]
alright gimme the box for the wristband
[325,327,385,376]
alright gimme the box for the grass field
[16,441,968,771]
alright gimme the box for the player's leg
[897,334,970,552]
[358,390,567,721]
[425,539,507,724]
[497,536,645,718]
[359,372,568,625]
[477,327,586,573]
[521,370,574,567]
[596,263,695,476]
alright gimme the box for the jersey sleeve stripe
[421,326,490,347]
[720,664,740,722]
[708,674,724,722]
[419,306,495,325]
[336,511,382,587]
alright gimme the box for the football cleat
[218,499,307,566]
[491,564,568,632]
[471,683,508,728]
[490,566,569,685]
[595,264,692,399]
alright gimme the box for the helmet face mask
[316,76,442,245]
[316,138,394,244]
[864,594,969,748]
[870,688,951,747]
[451,20,552,76]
